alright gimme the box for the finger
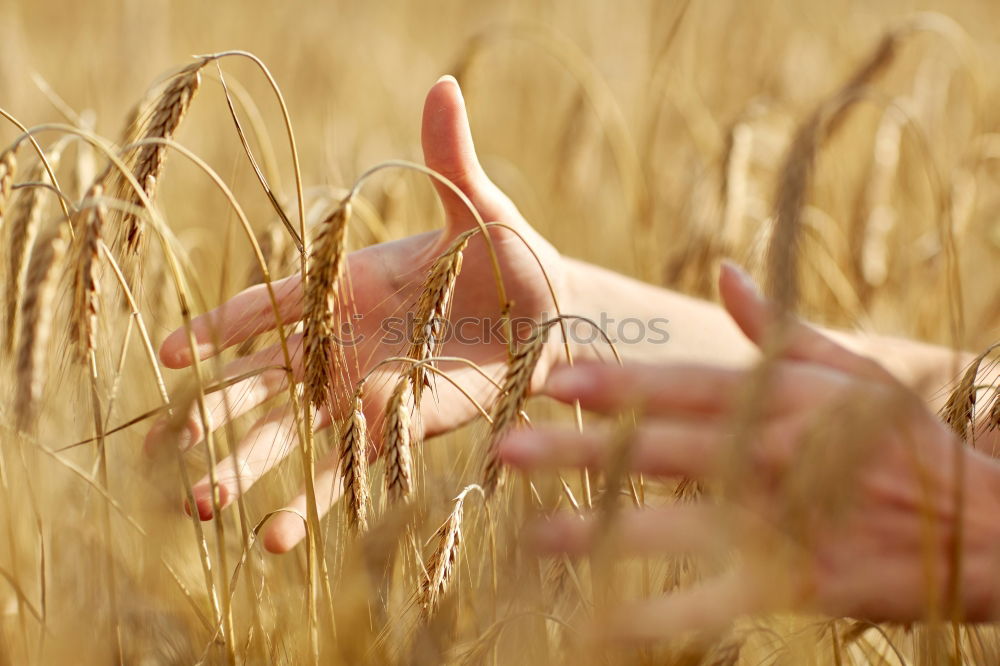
[719,261,895,384]
[530,505,733,558]
[262,449,346,554]
[188,404,332,520]
[421,76,512,231]
[160,273,303,369]
[500,421,731,479]
[543,359,852,418]
[144,335,304,456]
[602,569,765,641]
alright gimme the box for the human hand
[500,262,1000,638]
[145,76,566,552]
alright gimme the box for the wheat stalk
[383,374,415,504]
[419,484,481,621]
[15,220,70,431]
[481,322,549,497]
[4,151,62,353]
[71,183,107,358]
[407,230,472,404]
[302,199,352,411]
[119,60,205,280]
[340,389,371,534]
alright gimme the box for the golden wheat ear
[940,350,989,441]
[15,220,70,432]
[302,198,352,412]
[341,388,372,535]
[418,484,482,622]
[5,149,64,354]
[384,374,415,505]
[481,323,548,497]
[71,184,107,360]
[407,230,472,405]
[116,60,206,289]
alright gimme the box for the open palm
[146,77,565,552]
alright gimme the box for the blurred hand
[145,76,566,552]
[500,262,1000,638]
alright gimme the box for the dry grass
[1,1,1000,664]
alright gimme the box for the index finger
[160,273,303,369]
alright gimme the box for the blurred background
[2,0,1000,663]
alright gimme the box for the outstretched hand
[146,76,566,552]
[500,262,1000,637]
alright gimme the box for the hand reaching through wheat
[500,263,1000,636]
[145,76,567,552]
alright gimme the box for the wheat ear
[481,323,549,497]
[419,484,481,621]
[384,374,415,504]
[5,152,62,352]
[407,230,472,404]
[340,389,371,534]
[986,386,1000,433]
[15,221,70,431]
[120,60,205,281]
[71,184,107,358]
[302,199,352,411]
[940,354,984,441]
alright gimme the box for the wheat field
[1,0,1000,664]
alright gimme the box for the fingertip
[435,74,460,90]
[159,334,190,369]
[189,484,230,521]
[263,516,304,554]
[544,363,597,402]
[498,428,545,466]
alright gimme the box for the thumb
[719,261,894,384]
[421,75,511,231]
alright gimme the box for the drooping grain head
[383,374,415,504]
[407,230,472,405]
[117,60,206,285]
[5,152,63,353]
[71,184,107,359]
[303,200,352,411]
[341,390,371,534]
[418,488,468,622]
[481,322,549,497]
[15,220,70,432]
[941,355,983,442]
